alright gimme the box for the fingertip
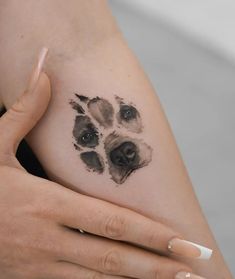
[37,71,51,100]
[32,71,52,115]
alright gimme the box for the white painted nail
[175,271,206,279]
[168,238,213,260]
[27,47,48,92]
[186,240,213,260]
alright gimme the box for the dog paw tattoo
[69,94,153,184]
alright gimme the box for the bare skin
[0,67,196,278]
[0,0,232,278]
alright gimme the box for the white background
[119,0,235,62]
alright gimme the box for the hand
[0,48,206,279]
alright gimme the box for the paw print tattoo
[69,94,153,184]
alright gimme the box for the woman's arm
[0,0,232,277]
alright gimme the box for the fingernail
[168,238,213,260]
[27,47,48,92]
[175,271,206,279]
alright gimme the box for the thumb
[0,48,51,155]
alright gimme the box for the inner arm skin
[0,1,232,277]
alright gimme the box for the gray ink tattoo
[75,94,89,103]
[72,115,99,148]
[87,97,114,128]
[80,151,104,173]
[104,131,152,184]
[69,100,85,114]
[69,94,153,184]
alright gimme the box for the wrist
[0,0,119,53]
[0,0,121,108]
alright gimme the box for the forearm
[0,1,232,277]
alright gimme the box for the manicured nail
[168,238,213,260]
[27,47,48,92]
[175,271,206,279]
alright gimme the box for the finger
[55,190,212,260]
[0,47,51,154]
[44,261,128,279]
[57,228,192,279]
